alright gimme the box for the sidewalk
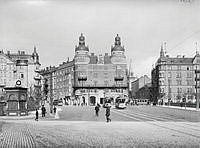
[159,105,200,112]
[0,103,55,120]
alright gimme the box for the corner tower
[111,34,126,64]
[74,33,90,64]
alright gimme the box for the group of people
[95,103,111,122]
[35,105,47,121]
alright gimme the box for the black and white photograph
[0,0,200,147]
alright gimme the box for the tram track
[125,108,200,130]
[112,108,200,139]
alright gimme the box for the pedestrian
[41,105,46,117]
[35,109,38,121]
[53,106,57,114]
[95,104,100,116]
[105,106,111,122]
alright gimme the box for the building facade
[74,33,128,106]
[151,45,200,104]
[131,75,151,99]
[0,48,41,98]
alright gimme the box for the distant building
[151,44,200,104]
[131,75,151,99]
[127,72,137,98]
[135,82,151,101]
[0,47,41,99]
[74,33,128,106]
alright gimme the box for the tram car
[115,96,127,109]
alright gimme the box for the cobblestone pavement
[0,120,200,148]
[57,105,200,122]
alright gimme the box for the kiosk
[4,87,28,116]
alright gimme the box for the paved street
[0,105,200,148]
[57,105,200,122]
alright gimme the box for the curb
[158,105,200,112]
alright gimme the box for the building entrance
[90,96,96,106]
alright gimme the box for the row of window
[159,65,193,71]
[55,68,73,76]
[159,79,193,86]
[159,71,193,78]
[159,88,193,94]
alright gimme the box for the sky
[0,0,200,77]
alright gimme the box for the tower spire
[160,43,165,58]
[195,42,199,55]
[34,45,37,53]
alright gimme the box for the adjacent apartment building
[0,47,41,99]
[151,45,200,104]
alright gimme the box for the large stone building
[74,33,128,105]
[0,47,41,97]
[151,45,200,104]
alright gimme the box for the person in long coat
[105,106,111,122]
[41,105,46,117]
[35,109,39,121]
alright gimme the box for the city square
[1,0,200,147]
[1,105,200,147]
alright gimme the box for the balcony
[195,78,200,81]
[34,76,41,80]
[195,70,200,73]
[34,84,42,88]
[78,76,87,81]
[114,76,124,81]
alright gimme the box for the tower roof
[111,34,125,52]
[75,33,89,52]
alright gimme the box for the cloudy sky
[0,0,200,77]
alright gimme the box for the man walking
[95,104,100,116]
[35,109,38,121]
[53,106,57,114]
[41,105,46,117]
[105,106,111,122]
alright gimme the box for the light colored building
[0,47,41,99]
[74,33,128,106]
[131,75,151,99]
[152,45,200,104]
[53,60,74,100]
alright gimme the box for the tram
[115,96,127,109]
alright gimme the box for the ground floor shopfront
[73,88,128,106]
